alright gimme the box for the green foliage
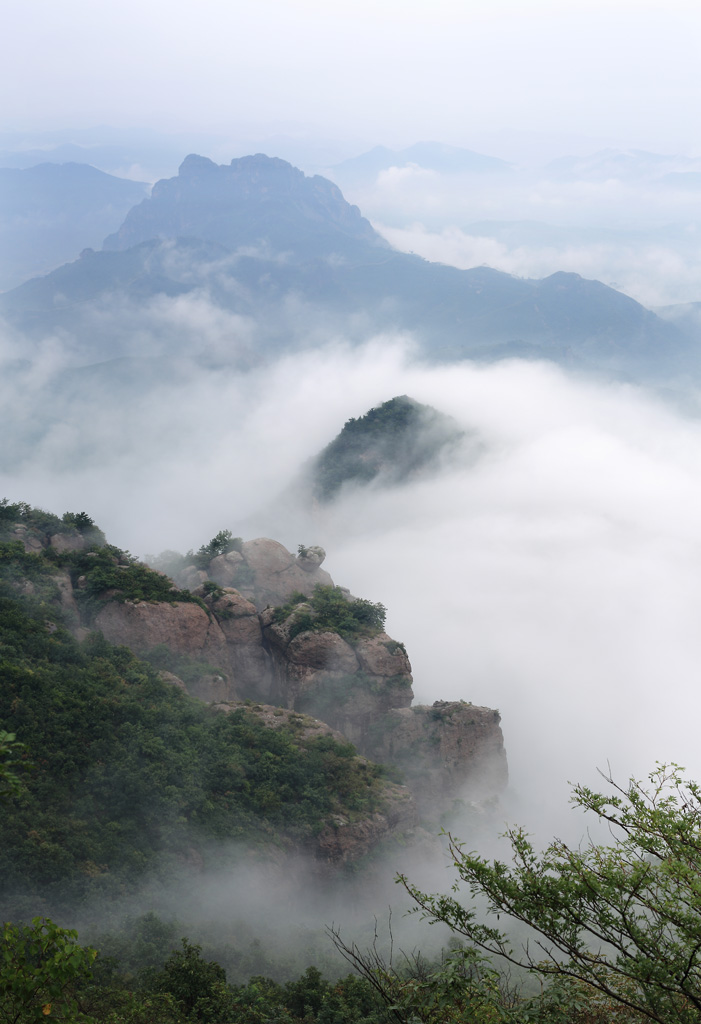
[0,730,30,801]
[0,575,390,914]
[274,585,386,642]
[382,639,406,657]
[399,764,701,1024]
[0,917,96,1024]
[0,500,105,546]
[93,913,182,989]
[2,913,649,1024]
[153,940,231,1022]
[311,396,463,502]
[61,547,205,619]
[201,581,224,597]
[190,531,243,570]
[0,501,62,538]
[60,511,93,533]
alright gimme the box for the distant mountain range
[329,141,513,183]
[0,162,148,291]
[543,148,701,183]
[0,153,693,380]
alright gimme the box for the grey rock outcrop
[363,701,508,823]
[94,600,237,700]
[240,538,334,610]
[30,529,507,830]
[204,588,270,700]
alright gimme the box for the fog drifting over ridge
[330,163,701,307]
[3,324,701,842]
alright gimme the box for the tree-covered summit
[310,395,465,501]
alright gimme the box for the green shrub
[62,547,205,620]
[189,531,243,570]
[274,586,386,642]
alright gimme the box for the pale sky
[3,0,701,155]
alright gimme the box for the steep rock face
[87,537,507,822]
[94,600,237,700]
[240,538,334,610]
[204,588,270,701]
[364,701,508,823]
[20,525,507,828]
[259,608,413,744]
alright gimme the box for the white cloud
[4,329,701,845]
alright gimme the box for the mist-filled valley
[5,118,701,1022]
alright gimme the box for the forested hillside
[0,502,404,921]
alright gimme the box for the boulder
[11,527,43,553]
[208,550,243,587]
[241,538,334,610]
[94,599,237,698]
[296,545,326,572]
[50,532,87,553]
[353,633,412,678]
[158,670,188,692]
[286,630,359,672]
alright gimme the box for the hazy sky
[4,0,701,157]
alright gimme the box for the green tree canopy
[400,763,701,1024]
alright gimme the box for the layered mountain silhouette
[1,153,691,378]
[329,141,513,184]
[103,153,385,258]
[0,162,148,290]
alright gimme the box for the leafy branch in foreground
[328,915,512,1024]
[399,763,701,1024]
[0,918,96,1024]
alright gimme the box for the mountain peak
[104,153,387,259]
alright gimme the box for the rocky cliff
[7,517,507,835]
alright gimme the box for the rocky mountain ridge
[6,515,507,836]
[103,152,386,258]
[1,153,689,381]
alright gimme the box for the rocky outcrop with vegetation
[0,499,507,897]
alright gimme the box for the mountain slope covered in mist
[0,162,149,291]
[306,395,466,502]
[0,504,412,919]
[0,153,688,380]
[0,498,505,926]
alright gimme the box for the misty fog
[3,303,701,850]
[327,158,701,308]
[7,0,701,1003]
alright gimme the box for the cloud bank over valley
[3,320,701,843]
